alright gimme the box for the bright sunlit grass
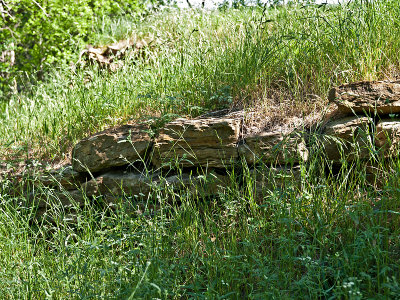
[0,1,400,298]
[2,1,400,160]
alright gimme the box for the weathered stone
[365,165,385,188]
[35,189,86,209]
[329,81,400,115]
[152,118,241,168]
[375,119,400,156]
[81,170,228,199]
[72,124,152,173]
[247,165,302,200]
[158,172,229,197]
[31,189,85,222]
[82,171,153,198]
[39,165,86,190]
[35,208,78,223]
[322,116,373,161]
[238,132,308,165]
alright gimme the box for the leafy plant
[0,0,150,99]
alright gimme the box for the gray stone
[35,189,86,209]
[247,165,302,200]
[375,119,400,156]
[81,170,229,199]
[32,189,86,222]
[39,165,86,190]
[82,171,153,198]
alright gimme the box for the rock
[81,170,229,199]
[159,171,229,197]
[238,132,308,165]
[39,165,86,190]
[246,165,302,200]
[82,171,153,198]
[46,189,86,208]
[32,189,86,209]
[365,165,386,189]
[375,119,400,156]
[329,81,400,115]
[78,36,154,71]
[152,118,241,168]
[32,189,86,221]
[322,116,373,161]
[72,124,152,173]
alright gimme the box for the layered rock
[72,124,152,173]
[82,171,153,198]
[365,164,387,188]
[329,81,400,115]
[82,170,228,199]
[39,165,86,191]
[374,118,400,161]
[32,79,400,220]
[45,189,86,208]
[239,132,308,165]
[152,118,241,168]
[33,189,86,220]
[322,116,373,161]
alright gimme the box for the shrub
[0,0,147,98]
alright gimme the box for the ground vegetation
[0,1,399,298]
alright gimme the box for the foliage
[2,1,400,159]
[0,1,400,298]
[0,0,150,98]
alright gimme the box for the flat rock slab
[238,132,308,165]
[82,170,229,199]
[157,172,229,197]
[82,171,153,198]
[31,189,86,221]
[152,118,241,168]
[39,165,87,190]
[72,124,152,173]
[365,165,386,189]
[375,118,400,156]
[329,81,400,115]
[43,190,86,209]
[322,116,373,161]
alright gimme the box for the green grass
[1,149,400,298]
[1,1,400,298]
[2,1,400,159]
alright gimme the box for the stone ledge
[72,124,152,173]
[152,117,241,168]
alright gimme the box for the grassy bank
[1,1,400,160]
[1,0,400,298]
